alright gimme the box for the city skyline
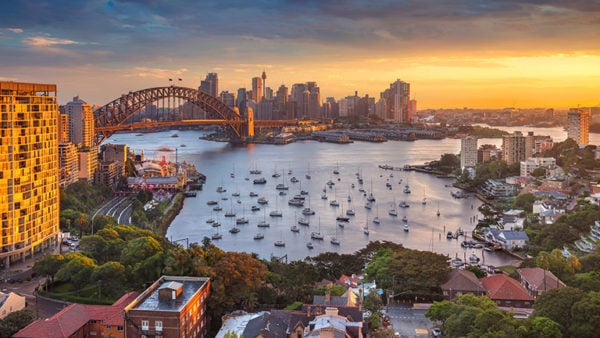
[1,1,599,109]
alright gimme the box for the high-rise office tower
[461,136,478,168]
[274,85,288,119]
[307,82,321,119]
[219,91,235,108]
[65,96,97,182]
[236,88,247,116]
[199,73,218,97]
[252,77,263,103]
[502,131,534,165]
[0,81,60,268]
[567,108,590,145]
[290,83,308,118]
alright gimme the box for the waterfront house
[481,274,534,308]
[516,267,566,298]
[480,179,519,198]
[440,269,487,300]
[532,201,565,224]
[486,229,529,250]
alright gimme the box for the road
[93,196,134,225]
[386,304,436,338]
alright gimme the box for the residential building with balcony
[0,81,60,269]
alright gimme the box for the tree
[209,252,268,317]
[55,253,97,292]
[514,193,536,213]
[91,262,127,298]
[426,300,457,323]
[530,316,562,338]
[533,287,586,334]
[571,271,600,292]
[75,212,90,235]
[33,254,65,284]
[0,309,34,337]
[531,167,547,178]
[363,290,383,314]
[569,291,600,338]
[120,236,163,267]
[387,248,450,299]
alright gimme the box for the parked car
[431,327,442,337]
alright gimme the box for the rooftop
[130,276,209,312]
[441,269,486,293]
[517,267,566,292]
[14,292,139,338]
[481,274,533,302]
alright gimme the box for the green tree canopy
[533,286,586,335]
[33,254,65,283]
[120,236,163,267]
[569,291,600,338]
[91,262,127,297]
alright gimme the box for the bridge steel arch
[94,86,247,145]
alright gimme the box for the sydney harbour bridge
[93,86,318,145]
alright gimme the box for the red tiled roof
[14,292,140,338]
[441,269,486,293]
[517,267,566,292]
[481,275,533,301]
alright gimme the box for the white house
[487,230,529,250]
[0,291,26,319]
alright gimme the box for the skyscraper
[274,85,288,119]
[461,136,478,168]
[290,83,309,118]
[0,81,60,268]
[567,108,590,145]
[236,88,247,116]
[252,77,263,103]
[199,73,218,97]
[307,82,321,119]
[65,96,98,182]
[219,91,235,108]
[66,96,95,148]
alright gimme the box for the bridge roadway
[95,119,317,133]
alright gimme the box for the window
[141,320,149,330]
[117,326,123,332]
[155,321,163,331]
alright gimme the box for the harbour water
[107,126,585,266]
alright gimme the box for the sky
[1,0,599,109]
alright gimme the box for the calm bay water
[107,125,587,265]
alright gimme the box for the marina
[111,129,523,266]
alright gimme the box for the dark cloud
[0,0,599,70]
